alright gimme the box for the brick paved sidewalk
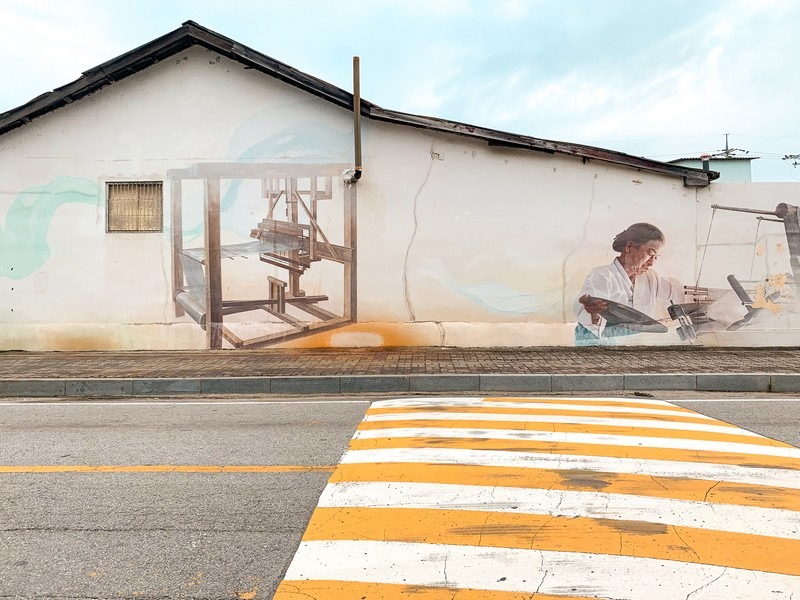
[0,346,798,379]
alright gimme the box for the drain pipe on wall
[344,56,363,184]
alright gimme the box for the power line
[784,154,800,167]
[588,133,800,145]
[727,134,800,141]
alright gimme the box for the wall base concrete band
[0,373,798,397]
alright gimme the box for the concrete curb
[0,373,798,397]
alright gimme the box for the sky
[1,0,799,181]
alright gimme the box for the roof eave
[0,21,353,136]
[367,106,719,186]
[0,26,193,135]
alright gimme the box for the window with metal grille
[107,181,163,232]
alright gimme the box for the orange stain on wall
[278,323,430,349]
[48,333,117,351]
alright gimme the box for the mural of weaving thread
[275,396,800,599]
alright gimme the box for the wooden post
[777,203,800,286]
[268,276,287,313]
[170,178,185,317]
[343,182,357,320]
[287,177,303,296]
[204,177,223,349]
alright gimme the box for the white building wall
[0,46,355,349]
[0,46,797,350]
[331,120,699,348]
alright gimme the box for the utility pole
[784,154,800,167]
[713,133,748,158]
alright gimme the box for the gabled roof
[0,20,718,186]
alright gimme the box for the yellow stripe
[367,405,731,426]
[0,465,335,473]
[330,462,800,512]
[358,418,787,448]
[274,580,597,600]
[348,436,800,470]
[303,507,800,576]
[483,396,699,412]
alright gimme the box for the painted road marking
[358,418,774,445]
[347,435,800,470]
[0,465,335,473]
[363,411,755,434]
[316,481,800,539]
[371,397,718,418]
[340,448,800,489]
[332,461,800,511]
[281,542,800,598]
[353,426,799,457]
[275,396,800,599]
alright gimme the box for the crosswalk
[274,396,800,599]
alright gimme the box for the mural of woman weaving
[574,222,683,345]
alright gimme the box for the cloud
[0,0,797,180]
[499,0,529,21]
[0,0,121,107]
[385,0,473,17]
[404,81,448,114]
[410,0,800,168]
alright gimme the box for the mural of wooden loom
[672,202,800,339]
[167,162,356,349]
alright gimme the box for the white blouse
[574,258,681,338]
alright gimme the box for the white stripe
[363,411,754,436]
[369,398,715,419]
[339,448,800,490]
[318,481,800,540]
[371,396,685,408]
[353,427,800,458]
[284,540,800,599]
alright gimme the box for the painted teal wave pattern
[448,279,563,315]
[0,176,98,280]
[0,122,349,271]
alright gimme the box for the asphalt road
[0,399,370,600]
[673,398,800,447]
[0,394,798,599]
